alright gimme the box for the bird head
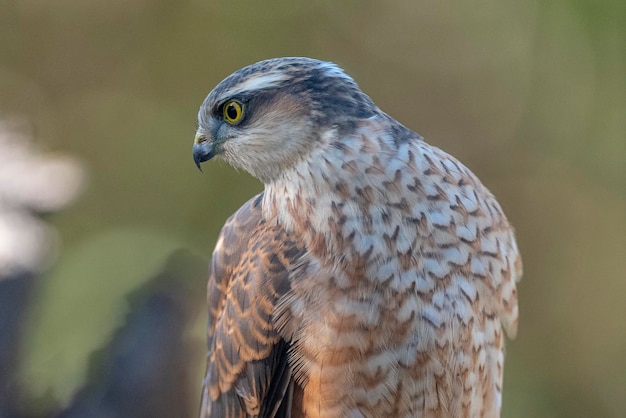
[193,57,378,183]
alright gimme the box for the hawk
[192,57,521,418]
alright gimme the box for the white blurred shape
[0,119,84,277]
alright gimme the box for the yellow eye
[223,100,244,124]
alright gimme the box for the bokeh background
[1,0,624,417]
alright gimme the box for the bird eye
[223,100,244,124]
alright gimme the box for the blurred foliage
[20,228,194,405]
[0,0,624,416]
[56,250,206,418]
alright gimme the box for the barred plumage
[193,57,521,418]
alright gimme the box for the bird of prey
[193,57,521,418]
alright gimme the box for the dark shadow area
[0,272,36,418]
[1,251,206,418]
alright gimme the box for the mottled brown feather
[201,193,305,417]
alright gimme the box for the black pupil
[226,104,239,120]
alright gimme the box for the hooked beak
[193,134,216,172]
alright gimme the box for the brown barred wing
[200,193,305,418]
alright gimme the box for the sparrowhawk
[193,57,522,418]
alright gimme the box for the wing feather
[200,193,305,418]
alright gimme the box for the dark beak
[193,137,215,172]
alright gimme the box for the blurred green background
[1,0,624,416]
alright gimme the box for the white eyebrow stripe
[228,72,289,96]
[319,62,352,81]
